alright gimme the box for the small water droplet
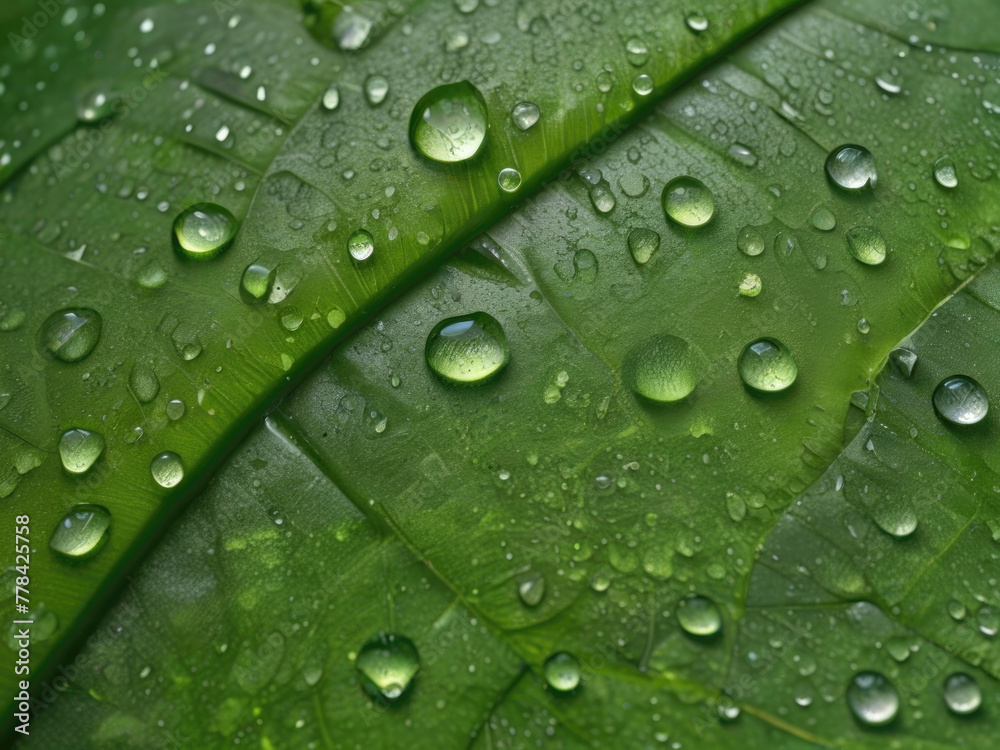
[976,605,997,637]
[517,571,545,607]
[857,318,871,334]
[739,273,762,297]
[165,399,186,421]
[947,599,967,621]
[136,262,168,289]
[625,37,648,67]
[321,84,340,111]
[676,595,722,637]
[627,228,660,265]
[625,334,698,404]
[826,144,877,191]
[933,375,988,426]
[889,347,917,378]
[933,157,958,189]
[685,13,709,33]
[662,176,714,227]
[543,652,581,692]
[356,633,419,702]
[875,74,902,95]
[49,504,111,560]
[943,673,981,715]
[846,226,887,266]
[348,229,375,261]
[150,451,184,488]
[738,338,797,393]
[810,206,837,231]
[40,308,102,362]
[409,81,487,163]
[617,172,649,198]
[76,86,115,122]
[240,262,278,302]
[774,230,798,259]
[333,7,374,50]
[572,249,598,283]
[511,101,540,131]
[498,167,522,193]
[172,203,238,260]
[632,74,653,96]
[364,75,389,106]
[727,143,757,167]
[589,183,616,214]
[129,364,160,403]
[737,226,764,257]
[425,312,509,385]
[58,429,105,474]
[885,636,913,662]
[847,671,899,727]
[873,498,917,538]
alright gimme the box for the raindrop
[737,226,764,257]
[846,226,887,266]
[356,633,420,703]
[76,87,115,122]
[933,376,988,426]
[425,312,509,385]
[977,606,997,637]
[136,262,168,289]
[873,499,917,538]
[172,203,238,260]
[49,503,110,562]
[617,172,649,198]
[165,399,185,421]
[943,673,981,715]
[857,318,871,335]
[632,74,653,96]
[129,364,160,403]
[933,157,958,189]
[240,262,277,302]
[947,599,967,621]
[810,206,837,231]
[573,249,598,283]
[677,595,722,637]
[627,228,660,265]
[739,273,762,297]
[543,652,581,692]
[774,230,797,259]
[589,183,616,214]
[39,308,102,362]
[889,347,917,378]
[364,75,389,106]
[498,167,522,193]
[685,13,708,33]
[826,144,877,191]
[625,37,648,67]
[517,571,545,607]
[321,84,340,111]
[58,429,105,475]
[348,230,375,261]
[409,81,488,163]
[738,338,797,393]
[875,74,902,95]
[662,176,714,227]
[847,671,899,727]
[511,101,540,131]
[150,451,184,488]
[625,334,698,404]
[727,143,757,167]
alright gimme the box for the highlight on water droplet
[627,227,660,265]
[409,81,488,163]
[662,176,714,227]
[150,451,184,488]
[933,157,958,189]
[943,673,981,715]
[873,497,917,539]
[685,12,708,32]
[625,333,698,404]
[846,226,887,266]
[58,428,105,475]
[425,312,509,385]
[825,144,877,191]
[810,206,837,231]
[511,101,540,131]
[517,571,546,607]
[737,226,764,256]
[129,364,160,403]
[543,652,581,692]
[76,86,116,123]
[39,308,102,362]
[933,375,988,426]
[321,84,340,111]
[676,594,722,637]
[846,671,899,727]
[172,203,238,260]
[738,338,797,393]
[348,229,375,261]
[49,504,111,561]
[498,167,522,193]
[356,633,419,703]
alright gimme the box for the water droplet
[857,318,871,334]
[676,595,722,637]
[846,226,887,266]
[172,203,238,261]
[737,226,764,257]
[409,81,487,163]
[40,308,102,362]
[49,504,111,560]
[885,636,913,662]
[727,143,757,167]
[625,37,648,67]
[333,7,373,50]
[589,183,616,214]
[498,167,522,193]
[240,262,278,302]
[150,452,184,488]
[543,652,581,692]
[348,229,375,261]
[738,338,797,393]
[58,429,105,474]
[425,312,509,385]
[943,673,981,715]
[136,262,168,289]
[976,605,997,637]
[685,13,709,33]
[321,84,340,111]
[875,74,902,95]
[933,157,958,189]
[356,633,419,702]
[774,230,798,259]
[517,571,545,607]
[847,671,899,727]
[627,228,660,265]
[281,307,304,331]
[129,364,160,403]
[739,273,762,297]
[0,307,26,332]
[625,334,698,404]
[165,399,185,421]
[933,376,988,426]
[617,172,649,198]
[826,144,877,191]
[889,347,917,378]
[573,249,598,283]
[662,176,714,227]
[873,498,917,538]
[511,101,540,131]
[364,75,389,106]
[632,74,653,96]
[76,87,115,122]
[810,206,837,231]
[947,599,967,621]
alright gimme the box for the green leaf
[4,0,1000,747]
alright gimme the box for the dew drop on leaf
[321,84,340,111]
[846,671,899,727]
[947,599,967,621]
[49,504,111,560]
[625,334,698,404]
[498,167,522,193]
[240,262,278,302]
[425,312,509,385]
[511,101,540,131]
[846,226,887,266]
[825,144,877,191]
[40,308,102,362]
[739,273,762,297]
[943,673,981,715]
[933,375,988,426]
[409,81,488,163]
[662,176,713,227]
[933,157,958,189]
[543,652,581,692]
[872,498,917,539]
[364,75,389,106]
[129,364,160,403]
[348,229,375,261]
[356,633,419,702]
[165,399,186,421]
[685,12,709,33]
[517,571,545,607]
[172,203,238,261]
[889,347,917,378]
[632,74,653,96]
[150,451,184,488]
[58,428,105,475]
[738,338,797,393]
[627,227,660,265]
[810,205,837,231]
[676,594,722,637]
[737,226,764,256]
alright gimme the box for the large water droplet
[40,308,102,362]
[846,226,887,266]
[172,203,238,260]
[425,312,509,385]
[676,594,722,637]
[738,338,797,393]
[943,673,981,715]
[348,230,375,261]
[150,452,184,488]
[873,498,917,539]
[58,428,105,475]
[356,633,419,702]
[933,376,988,426]
[737,226,764,256]
[129,364,160,403]
[240,262,278,302]
[511,101,540,131]
[409,81,488,163]
[517,571,546,607]
[625,334,698,404]
[847,671,899,727]
[543,652,581,692]
[662,176,714,227]
[933,157,958,189]
[627,228,660,265]
[826,144,877,191]
[49,505,111,560]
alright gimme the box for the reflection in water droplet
[58,429,105,474]
[425,312,509,385]
[632,74,653,96]
[625,334,698,404]
[677,595,722,636]
[737,226,764,257]
[846,226,887,266]
[517,571,546,607]
[943,673,981,715]
[409,81,488,163]
[172,203,238,260]
[933,157,958,189]
[627,228,660,265]
[739,273,762,298]
[49,505,111,560]
[321,84,340,111]
[847,671,899,727]
[40,308,102,362]
[348,230,375,261]
[933,375,988,426]
[511,101,540,131]
[356,633,419,702]
[826,144,877,191]
[544,652,581,692]
[625,37,648,67]
[498,168,522,193]
[662,176,714,227]
[738,338,797,393]
[365,75,389,106]
[150,452,184,488]
[810,206,837,231]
